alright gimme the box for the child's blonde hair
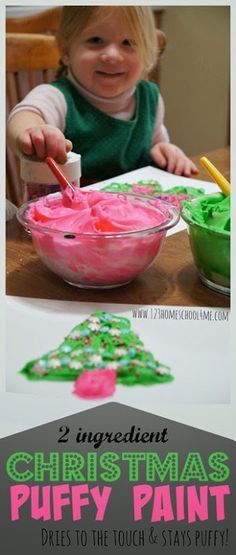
[56,6,158,78]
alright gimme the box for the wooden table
[191,146,230,182]
[6,147,230,308]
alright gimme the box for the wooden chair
[6,27,166,205]
[6,7,62,34]
[6,33,60,205]
[6,33,60,104]
[157,29,166,56]
[6,6,62,205]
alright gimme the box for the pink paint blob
[73,369,117,399]
[132,185,155,195]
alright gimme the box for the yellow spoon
[200,156,231,196]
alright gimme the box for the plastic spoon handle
[45,156,75,193]
[200,156,231,196]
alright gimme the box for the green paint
[181,194,230,291]
[20,311,172,385]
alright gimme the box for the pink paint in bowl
[17,190,179,289]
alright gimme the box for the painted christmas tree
[102,180,205,210]
[21,311,173,395]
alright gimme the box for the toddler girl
[7,6,198,184]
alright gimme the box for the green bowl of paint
[181,193,230,295]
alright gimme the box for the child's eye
[122,38,136,47]
[87,36,103,45]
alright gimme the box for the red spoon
[45,156,76,206]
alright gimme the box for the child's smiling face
[62,13,144,98]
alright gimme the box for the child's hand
[17,124,73,164]
[150,143,198,177]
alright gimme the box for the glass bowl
[17,191,179,289]
[181,194,230,295]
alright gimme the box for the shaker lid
[20,152,81,184]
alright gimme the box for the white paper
[6,296,230,407]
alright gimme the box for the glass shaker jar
[20,152,81,202]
